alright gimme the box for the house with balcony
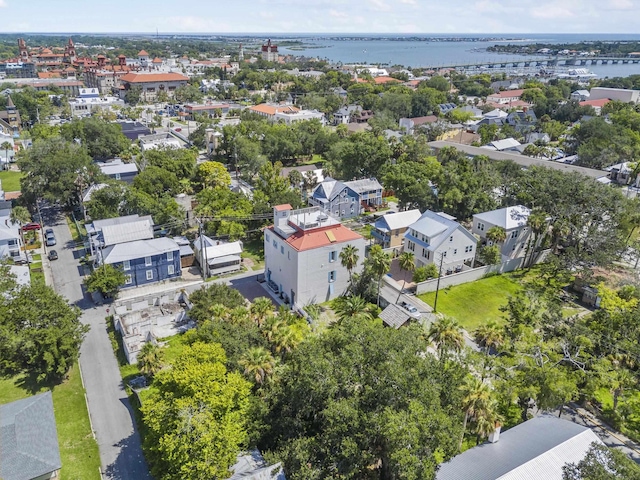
[193,235,243,276]
[404,211,476,270]
[86,214,182,288]
[472,205,531,261]
[265,204,365,307]
[119,72,189,102]
[372,209,422,249]
[309,177,383,219]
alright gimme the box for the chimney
[488,424,501,443]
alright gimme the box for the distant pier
[423,56,640,71]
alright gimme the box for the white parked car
[399,301,421,319]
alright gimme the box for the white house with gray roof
[96,158,139,183]
[472,205,531,261]
[404,211,476,270]
[372,209,422,249]
[436,416,603,480]
[0,391,62,480]
[309,177,383,219]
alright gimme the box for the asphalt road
[45,206,152,480]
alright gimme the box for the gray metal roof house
[0,391,62,480]
[436,416,603,480]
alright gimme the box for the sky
[0,0,639,34]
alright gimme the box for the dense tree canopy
[257,317,465,479]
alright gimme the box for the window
[328,271,336,283]
[146,270,153,280]
[145,256,152,266]
[281,246,284,255]
[329,251,337,263]
[265,233,270,243]
[511,230,519,239]
[115,173,121,180]
[521,242,525,249]
[351,197,355,203]
[341,210,345,216]
[422,248,428,258]
[512,244,517,251]
[407,241,415,252]
[443,251,447,257]
[477,222,485,231]
[125,274,133,285]
[123,260,131,271]
[335,211,339,216]
[454,249,457,255]
[167,251,173,261]
[450,236,454,242]
[168,265,175,275]
[273,240,278,249]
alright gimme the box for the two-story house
[101,237,181,288]
[372,209,422,249]
[265,204,365,307]
[472,205,531,261]
[96,158,139,183]
[0,198,21,261]
[87,214,181,288]
[309,177,383,219]
[404,211,477,270]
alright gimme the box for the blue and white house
[309,177,383,219]
[87,214,181,288]
[101,237,181,288]
[404,210,477,270]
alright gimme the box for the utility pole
[433,251,445,313]
[198,220,207,280]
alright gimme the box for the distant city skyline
[0,0,639,35]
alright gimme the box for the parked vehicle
[45,232,56,246]
[45,228,54,237]
[399,301,421,319]
[22,222,41,231]
[48,250,58,261]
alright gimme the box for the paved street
[45,206,151,480]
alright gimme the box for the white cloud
[368,0,391,12]
[530,4,575,19]
[0,1,7,7]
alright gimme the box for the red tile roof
[488,89,525,99]
[249,104,299,116]
[269,224,363,252]
[138,50,149,56]
[120,72,189,83]
[274,204,292,212]
[373,76,402,85]
[580,98,611,108]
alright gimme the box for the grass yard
[0,170,23,192]
[0,364,101,480]
[418,274,522,331]
[242,237,265,271]
[66,214,87,243]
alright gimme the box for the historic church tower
[64,38,77,63]
[18,38,29,60]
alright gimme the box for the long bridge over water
[424,56,640,71]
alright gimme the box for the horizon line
[1,31,639,36]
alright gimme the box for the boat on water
[555,68,598,80]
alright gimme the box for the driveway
[44,206,152,480]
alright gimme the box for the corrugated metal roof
[102,237,179,264]
[102,219,154,246]
[474,206,531,231]
[436,416,603,480]
[377,209,422,232]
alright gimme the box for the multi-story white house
[472,205,531,261]
[404,211,477,271]
[264,204,365,307]
[119,72,189,102]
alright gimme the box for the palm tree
[485,226,506,245]
[340,244,360,289]
[250,297,273,328]
[238,347,276,385]
[209,303,229,321]
[428,316,465,360]
[474,402,503,445]
[525,210,548,267]
[229,306,251,325]
[137,342,165,378]
[1,141,12,169]
[396,251,415,302]
[332,295,377,322]
[474,321,504,354]
[459,376,492,449]
[10,206,31,265]
[367,244,391,307]
[272,323,303,355]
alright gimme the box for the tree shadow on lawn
[10,368,65,396]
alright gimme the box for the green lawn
[0,170,23,192]
[66,214,87,243]
[418,274,522,331]
[594,387,640,443]
[0,365,101,480]
[242,237,265,270]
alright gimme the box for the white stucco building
[404,211,476,270]
[265,204,366,307]
[473,205,531,261]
